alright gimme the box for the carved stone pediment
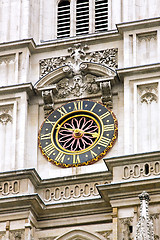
[35,43,118,116]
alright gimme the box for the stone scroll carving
[90,48,118,68]
[136,191,154,240]
[39,45,118,78]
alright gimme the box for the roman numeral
[57,106,68,116]
[73,155,81,164]
[55,152,65,163]
[90,103,97,112]
[100,111,110,119]
[98,137,111,147]
[104,124,114,131]
[90,150,97,158]
[43,143,55,156]
[45,119,56,127]
[40,132,51,140]
[73,101,83,110]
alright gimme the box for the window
[76,0,89,35]
[57,0,70,38]
[95,0,108,32]
[57,0,108,39]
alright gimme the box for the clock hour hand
[57,124,75,131]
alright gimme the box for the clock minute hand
[82,131,99,138]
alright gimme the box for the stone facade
[0,0,160,239]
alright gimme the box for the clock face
[38,100,118,167]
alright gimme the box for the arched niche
[54,229,106,240]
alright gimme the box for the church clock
[38,100,118,167]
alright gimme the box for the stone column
[112,207,118,240]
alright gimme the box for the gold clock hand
[82,131,99,138]
[57,125,75,131]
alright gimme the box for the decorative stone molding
[150,213,160,220]
[10,230,24,240]
[137,32,157,42]
[39,46,118,78]
[0,108,12,125]
[40,57,66,79]
[138,83,158,104]
[123,161,160,180]
[0,180,19,196]
[0,54,15,64]
[38,43,118,116]
[136,191,154,240]
[89,48,118,69]
[51,229,104,240]
[119,217,133,240]
[43,181,106,203]
[97,230,112,240]
[68,43,89,65]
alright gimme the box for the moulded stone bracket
[95,77,113,108]
[42,88,57,117]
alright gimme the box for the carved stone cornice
[117,17,160,34]
[103,151,160,172]
[0,169,111,222]
[117,63,160,81]
[0,83,34,97]
[97,152,160,207]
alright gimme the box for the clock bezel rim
[38,99,118,168]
